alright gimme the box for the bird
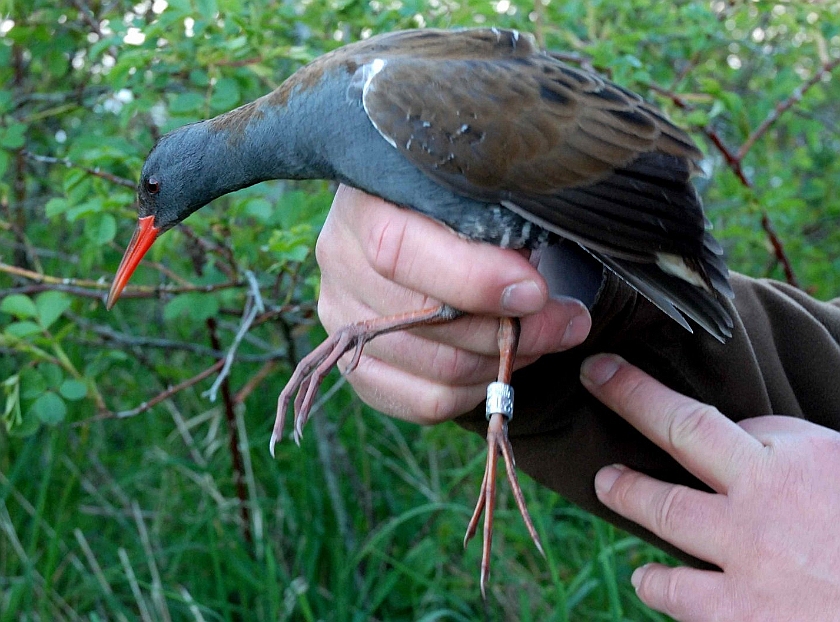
[105,27,734,596]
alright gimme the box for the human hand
[315,185,591,424]
[581,353,840,622]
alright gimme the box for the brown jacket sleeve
[456,271,840,565]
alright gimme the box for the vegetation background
[1,0,838,619]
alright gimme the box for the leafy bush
[1,0,838,619]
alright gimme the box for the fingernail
[580,353,622,387]
[501,280,545,315]
[560,311,591,348]
[631,564,649,591]
[594,464,626,496]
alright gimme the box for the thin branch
[647,62,840,291]
[0,260,246,301]
[204,271,265,402]
[68,314,288,362]
[705,128,752,188]
[233,360,278,404]
[73,360,224,425]
[761,212,800,288]
[0,261,112,288]
[21,151,135,188]
[206,319,253,547]
[737,57,840,161]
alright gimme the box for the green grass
[0,371,675,621]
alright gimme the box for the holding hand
[582,354,840,622]
[315,185,591,424]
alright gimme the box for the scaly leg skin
[463,316,545,598]
[269,304,464,456]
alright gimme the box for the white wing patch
[360,58,397,149]
[655,253,711,291]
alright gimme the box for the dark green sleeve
[456,271,840,565]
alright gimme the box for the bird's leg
[270,304,464,455]
[464,316,545,598]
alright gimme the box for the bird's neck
[193,65,355,198]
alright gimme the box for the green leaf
[45,197,69,218]
[195,0,218,19]
[35,291,71,329]
[31,392,67,425]
[59,379,87,401]
[189,69,210,87]
[19,368,47,400]
[210,77,240,111]
[0,294,38,319]
[265,225,316,263]
[0,150,9,178]
[164,292,220,322]
[0,123,26,150]
[2,374,21,431]
[169,92,205,114]
[0,91,12,114]
[244,198,273,221]
[38,363,63,389]
[84,212,117,245]
[65,199,104,222]
[4,321,43,338]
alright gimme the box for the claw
[268,305,465,457]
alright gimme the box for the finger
[334,185,551,316]
[321,288,544,388]
[738,414,835,444]
[581,354,763,492]
[370,298,588,357]
[341,354,489,424]
[594,465,727,562]
[631,563,734,622]
[320,269,590,358]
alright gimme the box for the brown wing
[361,39,707,261]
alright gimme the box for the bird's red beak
[106,215,159,310]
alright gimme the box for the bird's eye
[145,177,160,194]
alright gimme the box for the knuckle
[366,215,408,282]
[608,470,640,509]
[667,403,723,453]
[423,387,463,424]
[520,312,562,355]
[636,566,689,615]
[314,227,333,269]
[316,292,341,333]
[427,342,485,385]
[653,485,690,537]
[662,567,690,613]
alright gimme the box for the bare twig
[761,212,800,288]
[22,151,135,188]
[648,57,840,291]
[69,313,287,362]
[704,128,752,188]
[0,261,111,288]
[737,57,840,161]
[0,260,246,302]
[204,271,265,402]
[206,318,253,547]
[233,360,278,404]
[179,224,240,279]
[73,360,225,425]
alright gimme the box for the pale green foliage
[0,0,838,619]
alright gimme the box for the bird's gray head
[137,121,226,234]
[107,120,241,309]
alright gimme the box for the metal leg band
[485,381,514,421]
